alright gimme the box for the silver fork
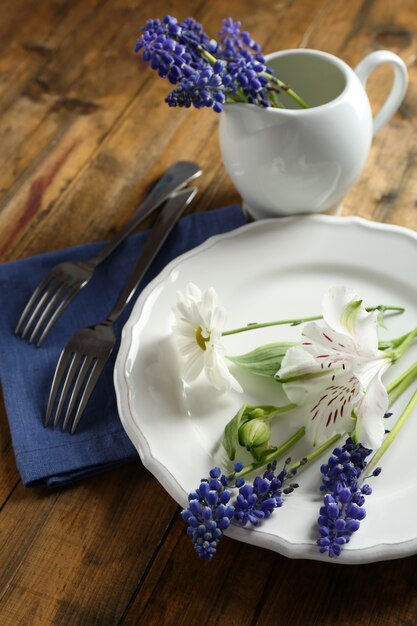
[15,161,202,346]
[44,186,197,434]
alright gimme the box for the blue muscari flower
[217,19,272,107]
[233,460,298,527]
[176,16,219,54]
[135,15,276,113]
[166,65,229,113]
[181,467,234,560]
[182,460,298,560]
[317,437,381,558]
[218,18,261,56]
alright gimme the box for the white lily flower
[172,283,243,393]
[278,286,391,449]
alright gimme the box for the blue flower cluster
[135,15,275,112]
[181,467,234,560]
[218,18,271,108]
[317,438,381,558]
[182,461,298,560]
[234,460,298,526]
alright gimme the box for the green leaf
[223,405,247,461]
[227,342,296,378]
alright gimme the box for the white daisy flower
[172,283,243,393]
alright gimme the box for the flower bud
[238,418,270,450]
[247,407,265,419]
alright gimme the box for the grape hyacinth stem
[231,426,305,480]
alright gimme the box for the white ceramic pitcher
[219,48,408,219]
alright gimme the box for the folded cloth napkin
[0,206,247,488]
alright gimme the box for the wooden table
[1,1,417,624]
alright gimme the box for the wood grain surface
[1,1,417,624]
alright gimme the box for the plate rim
[114,213,417,564]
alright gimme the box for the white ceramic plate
[114,214,417,564]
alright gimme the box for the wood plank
[121,517,276,626]
[0,0,210,259]
[0,0,104,112]
[0,465,177,625]
[0,0,108,176]
[0,0,181,215]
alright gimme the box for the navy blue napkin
[0,206,246,488]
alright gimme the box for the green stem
[225,93,247,104]
[387,359,417,395]
[222,305,404,337]
[267,88,284,109]
[288,434,341,473]
[283,86,309,109]
[200,48,217,65]
[378,331,410,351]
[387,326,417,362]
[387,361,417,406]
[262,72,309,109]
[270,403,297,418]
[223,315,322,336]
[368,386,417,474]
[233,427,305,480]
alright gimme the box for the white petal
[210,305,226,332]
[175,301,193,321]
[177,340,199,356]
[278,345,320,380]
[322,286,358,332]
[303,372,360,446]
[205,350,243,393]
[174,321,196,338]
[302,321,358,365]
[354,356,391,389]
[201,288,218,324]
[182,350,204,382]
[186,283,202,301]
[189,299,204,327]
[322,286,379,356]
[355,370,388,449]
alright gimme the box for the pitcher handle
[354,50,408,136]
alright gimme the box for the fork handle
[89,161,202,267]
[106,187,198,323]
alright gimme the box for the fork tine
[70,359,107,434]
[20,278,62,339]
[52,353,83,428]
[15,275,55,335]
[36,286,80,347]
[44,349,74,427]
[61,355,92,431]
[28,283,69,344]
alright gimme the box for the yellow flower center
[196,326,210,351]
